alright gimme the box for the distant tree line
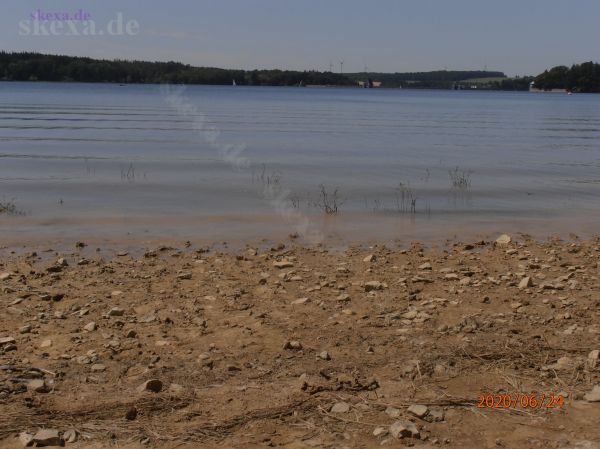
[346,70,506,88]
[533,62,600,92]
[0,52,351,86]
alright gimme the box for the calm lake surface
[1,82,599,246]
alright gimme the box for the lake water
[1,82,599,247]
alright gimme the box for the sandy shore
[1,234,600,448]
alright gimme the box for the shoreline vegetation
[2,53,599,91]
[0,51,530,90]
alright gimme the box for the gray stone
[83,322,96,332]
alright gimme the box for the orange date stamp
[477,393,565,409]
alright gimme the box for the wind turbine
[339,59,344,74]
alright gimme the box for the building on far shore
[529,81,568,93]
[357,79,382,88]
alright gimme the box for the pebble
[407,404,429,418]
[138,379,163,393]
[273,260,294,269]
[389,420,420,439]
[519,277,533,289]
[363,254,376,263]
[364,281,384,292]
[284,340,303,350]
[318,351,331,360]
[40,339,53,348]
[0,336,16,345]
[292,297,310,305]
[32,429,63,447]
[83,322,97,332]
[385,406,401,418]
[28,379,49,393]
[91,363,106,372]
[63,429,78,443]
[330,402,350,413]
[496,234,512,245]
[177,272,192,280]
[584,385,600,402]
[373,427,388,437]
[108,307,124,316]
[588,350,599,369]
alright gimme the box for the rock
[111,290,123,297]
[177,272,192,280]
[125,407,138,420]
[444,273,459,280]
[0,336,16,345]
[108,307,124,316]
[363,254,376,263]
[418,262,432,271]
[273,260,294,269]
[407,404,429,418]
[318,351,331,360]
[330,402,350,413]
[373,427,388,437]
[32,429,63,447]
[588,350,599,369]
[427,408,445,422]
[56,258,68,267]
[292,297,309,305]
[284,340,303,350]
[125,407,137,421]
[63,429,78,443]
[138,379,163,393]
[28,379,50,393]
[584,385,600,402]
[495,234,512,245]
[18,432,34,447]
[336,293,350,302]
[91,363,106,372]
[40,339,53,348]
[518,277,533,289]
[389,420,420,439]
[0,272,13,281]
[125,329,137,338]
[385,406,401,418]
[20,325,32,334]
[364,281,384,292]
[83,322,96,332]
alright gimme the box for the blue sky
[2,0,599,76]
